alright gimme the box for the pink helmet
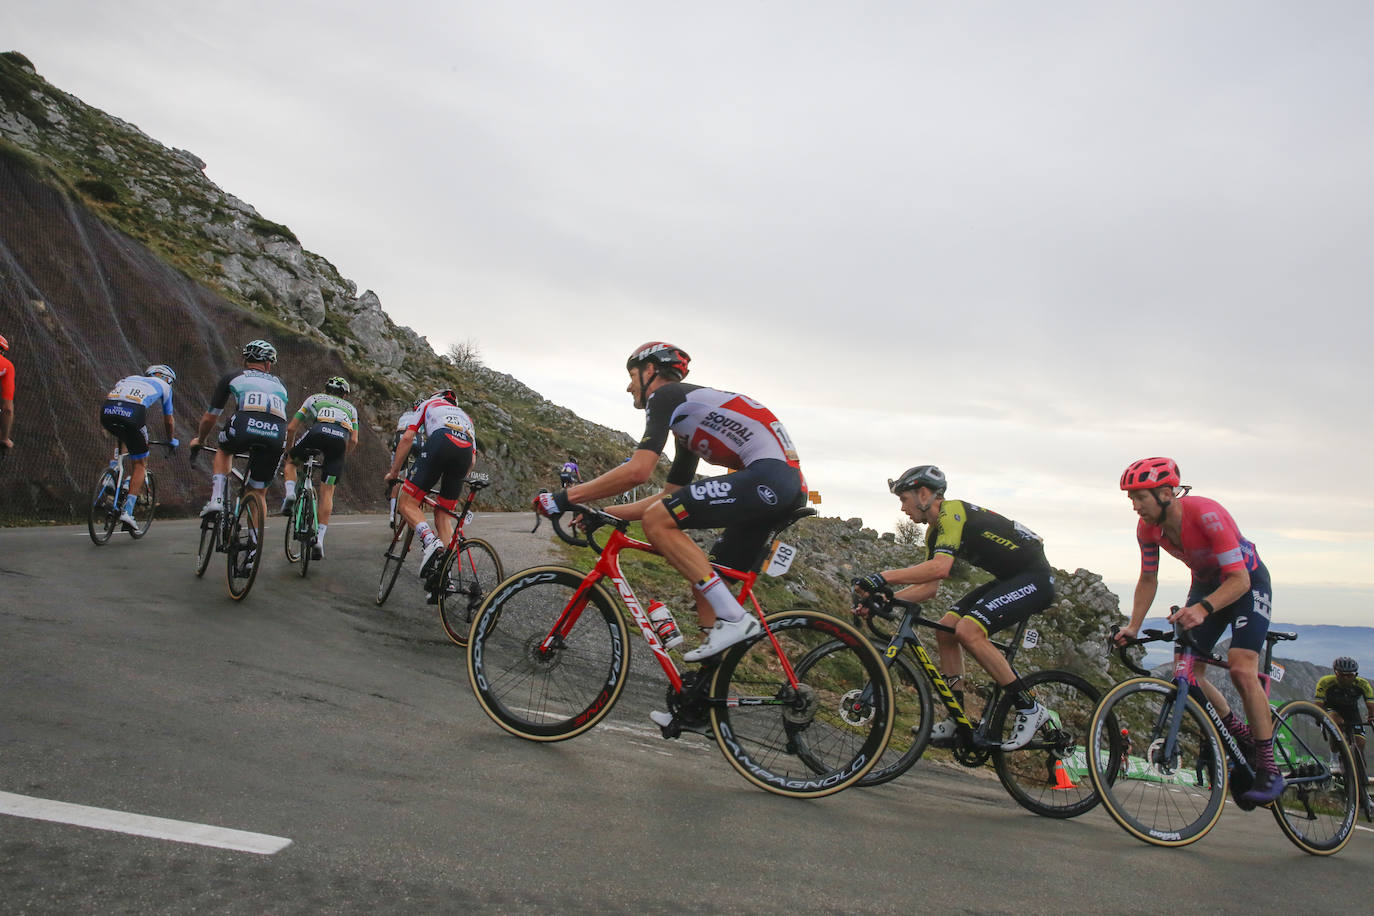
[1120,457,1181,491]
[0,333,9,351]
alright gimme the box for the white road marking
[0,791,293,854]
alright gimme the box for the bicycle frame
[541,525,797,696]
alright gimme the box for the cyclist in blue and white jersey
[533,342,808,673]
[384,388,477,581]
[189,340,289,531]
[280,376,359,560]
[99,364,179,529]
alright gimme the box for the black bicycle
[87,439,172,545]
[283,450,322,577]
[1327,715,1374,823]
[796,591,1102,817]
[1092,624,1358,854]
[191,445,265,601]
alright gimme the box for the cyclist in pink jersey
[534,342,807,669]
[1112,456,1282,804]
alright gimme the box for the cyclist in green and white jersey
[280,376,359,559]
[189,340,289,533]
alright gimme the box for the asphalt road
[1,512,1371,914]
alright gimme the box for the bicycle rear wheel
[467,566,630,740]
[376,524,413,606]
[991,669,1103,818]
[1270,699,1358,855]
[87,470,118,545]
[129,471,156,539]
[709,609,894,798]
[226,497,263,601]
[439,537,504,647]
[195,513,218,576]
[1087,677,1226,847]
[298,491,316,578]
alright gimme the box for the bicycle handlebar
[532,503,630,553]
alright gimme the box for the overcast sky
[9,2,1374,624]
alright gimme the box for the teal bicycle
[283,450,323,577]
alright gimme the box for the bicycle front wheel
[376,524,413,606]
[226,498,262,601]
[1270,699,1358,855]
[129,472,156,539]
[1087,677,1226,847]
[710,609,894,798]
[195,513,218,576]
[991,669,1103,818]
[467,566,630,741]
[439,538,504,647]
[87,470,118,545]
[283,497,302,563]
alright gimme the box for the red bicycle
[465,503,894,798]
[376,473,502,646]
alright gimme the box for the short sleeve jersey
[1315,675,1374,716]
[0,353,14,400]
[409,397,475,444]
[561,461,578,476]
[1136,495,1260,583]
[636,383,801,486]
[207,369,289,420]
[925,499,1049,578]
[106,374,174,417]
[294,393,358,432]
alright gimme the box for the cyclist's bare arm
[385,428,417,479]
[1115,570,1158,645]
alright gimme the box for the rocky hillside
[0,51,656,520]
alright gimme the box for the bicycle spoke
[1270,700,1357,855]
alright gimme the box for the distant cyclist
[852,466,1057,751]
[1112,457,1282,805]
[533,342,808,677]
[280,376,358,560]
[384,388,477,584]
[99,364,179,528]
[189,340,289,543]
[0,332,15,449]
[559,456,580,488]
[1316,657,1374,767]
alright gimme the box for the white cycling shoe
[199,497,224,517]
[118,511,138,529]
[1002,702,1051,750]
[681,615,761,663]
[927,717,959,744]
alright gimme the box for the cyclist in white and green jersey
[280,376,359,559]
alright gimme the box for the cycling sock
[693,573,744,623]
[123,493,137,514]
[211,474,226,501]
[1221,711,1254,747]
[1255,736,1277,774]
[416,522,435,546]
[1004,678,1035,711]
[316,524,327,546]
[284,480,296,499]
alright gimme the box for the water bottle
[646,601,683,649]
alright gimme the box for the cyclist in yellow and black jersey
[852,465,1056,751]
[1317,657,1374,760]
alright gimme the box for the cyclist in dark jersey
[1316,657,1374,767]
[1111,456,1282,805]
[533,342,807,670]
[852,465,1057,750]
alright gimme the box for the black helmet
[889,465,947,496]
[1334,656,1359,675]
[325,376,350,396]
[626,341,690,377]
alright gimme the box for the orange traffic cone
[1051,759,1077,790]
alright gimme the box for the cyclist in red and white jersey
[1112,456,1282,805]
[533,342,807,670]
[384,388,477,580]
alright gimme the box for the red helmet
[0,333,9,351]
[626,341,690,378]
[1120,457,1181,491]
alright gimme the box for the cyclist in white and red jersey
[1112,456,1282,805]
[533,342,808,671]
[384,388,477,580]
